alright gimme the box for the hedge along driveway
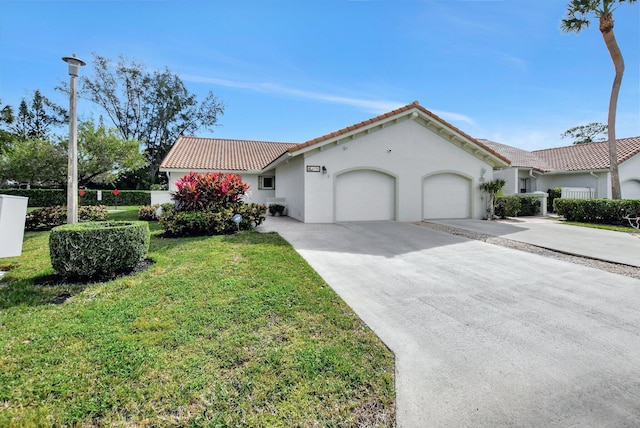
[0,188,151,207]
[0,211,395,426]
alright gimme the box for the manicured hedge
[495,195,541,218]
[553,198,640,225]
[159,203,266,236]
[0,189,150,207]
[49,221,150,279]
[25,205,109,231]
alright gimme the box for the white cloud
[182,74,476,125]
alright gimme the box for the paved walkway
[430,217,640,268]
[257,217,640,427]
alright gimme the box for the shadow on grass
[0,260,154,309]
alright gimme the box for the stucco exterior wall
[165,169,275,205]
[298,119,492,223]
[493,168,519,195]
[537,171,609,198]
[620,155,640,199]
[275,156,305,222]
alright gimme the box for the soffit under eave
[285,108,510,168]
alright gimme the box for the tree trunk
[600,13,623,199]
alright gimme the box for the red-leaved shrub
[172,171,250,211]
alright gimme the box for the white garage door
[335,170,395,222]
[423,173,470,219]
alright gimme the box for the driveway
[258,218,640,427]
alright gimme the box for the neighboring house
[160,101,510,222]
[483,137,640,199]
[160,137,298,205]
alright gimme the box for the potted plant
[268,204,286,216]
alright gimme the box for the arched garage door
[335,169,395,222]
[423,173,471,219]
[622,179,640,199]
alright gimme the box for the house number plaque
[306,165,321,172]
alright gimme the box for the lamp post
[62,54,86,224]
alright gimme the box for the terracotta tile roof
[532,136,640,171]
[287,101,511,165]
[479,139,555,171]
[160,137,298,171]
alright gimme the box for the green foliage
[25,205,109,231]
[495,196,541,218]
[0,189,151,207]
[172,171,249,211]
[0,137,67,187]
[495,197,522,218]
[150,184,168,190]
[554,198,640,224]
[137,205,160,221]
[547,187,562,213]
[137,203,174,221]
[479,179,507,219]
[72,120,147,186]
[161,172,264,236]
[561,122,607,144]
[75,53,225,184]
[49,221,150,278]
[159,203,266,236]
[0,228,394,426]
[268,203,286,215]
[8,90,66,140]
[1,119,145,188]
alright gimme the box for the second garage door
[335,169,395,222]
[423,173,471,219]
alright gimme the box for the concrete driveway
[258,218,640,427]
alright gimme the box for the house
[159,101,510,222]
[483,137,640,199]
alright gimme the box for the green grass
[560,220,638,233]
[0,207,395,427]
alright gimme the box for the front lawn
[0,207,395,426]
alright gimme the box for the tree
[10,90,66,140]
[73,120,147,186]
[479,179,506,220]
[0,100,14,154]
[1,120,146,188]
[0,137,67,187]
[70,53,225,185]
[561,0,636,199]
[561,122,608,144]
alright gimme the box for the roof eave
[286,105,510,168]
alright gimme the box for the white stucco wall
[621,155,640,199]
[296,119,493,223]
[165,169,276,205]
[538,171,609,198]
[275,156,305,222]
[493,168,519,195]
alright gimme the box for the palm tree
[561,0,636,199]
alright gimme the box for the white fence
[561,187,596,199]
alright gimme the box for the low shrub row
[26,205,109,231]
[137,203,175,221]
[49,221,150,279]
[159,203,266,236]
[554,198,640,225]
[494,195,541,218]
[0,189,151,207]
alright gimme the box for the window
[519,178,529,193]
[259,176,275,190]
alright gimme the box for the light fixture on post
[62,53,86,224]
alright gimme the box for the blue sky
[1,0,638,150]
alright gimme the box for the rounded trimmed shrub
[49,221,150,278]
